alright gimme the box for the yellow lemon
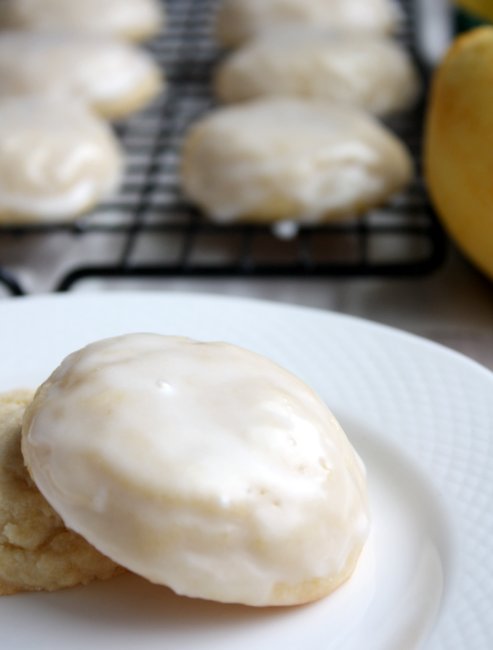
[425,26,493,281]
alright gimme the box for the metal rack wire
[0,0,446,296]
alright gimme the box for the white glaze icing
[181,98,413,224]
[0,32,162,111]
[0,97,122,221]
[22,334,370,606]
[0,0,164,40]
[216,29,420,116]
[216,0,401,46]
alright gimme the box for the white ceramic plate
[1,292,492,650]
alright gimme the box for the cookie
[0,390,122,596]
[0,31,163,120]
[181,98,413,224]
[215,0,400,48]
[22,334,370,606]
[215,29,420,116]
[0,0,165,43]
[0,96,123,224]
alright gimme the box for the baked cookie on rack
[0,390,122,596]
[0,96,123,224]
[215,0,400,48]
[0,31,163,121]
[0,0,165,43]
[216,29,420,117]
[181,98,413,225]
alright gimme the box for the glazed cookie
[0,96,123,224]
[216,30,420,116]
[0,390,122,596]
[22,334,370,606]
[0,32,163,120]
[0,0,165,43]
[181,98,413,224]
[216,0,400,48]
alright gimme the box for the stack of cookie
[180,0,419,228]
[0,0,166,225]
[0,390,123,595]
[1,333,370,602]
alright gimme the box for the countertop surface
[3,243,491,371]
[80,247,492,371]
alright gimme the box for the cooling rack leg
[0,267,25,296]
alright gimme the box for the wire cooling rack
[0,0,446,296]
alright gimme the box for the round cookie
[181,98,413,224]
[0,31,163,121]
[0,96,123,224]
[216,30,420,117]
[215,0,400,48]
[0,390,122,596]
[0,0,165,43]
[22,334,370,607]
